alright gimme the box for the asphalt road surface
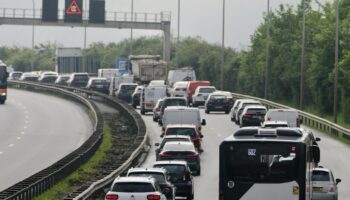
[140,108,350,199]
[0,89,93,191]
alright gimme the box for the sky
[0,0,327,50]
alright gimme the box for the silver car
[312,167,341,200]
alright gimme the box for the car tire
[205,109,209,114]
[0,100,4,105]
[187,194,193,200]
[225,110,229,114]
[141,108,145,115]
[153,116,158,122]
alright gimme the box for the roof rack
[234,128,303,137]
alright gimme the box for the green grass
[34,123,112,200]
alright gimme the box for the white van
[140,86,167,115]
[264,108,301,127]
[159,106,206,133]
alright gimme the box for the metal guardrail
[232,92,350,141]
[0,81,103,200]
[0,8,171,23]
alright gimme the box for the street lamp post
[176,0,180,67]
[220,0,225,90]
[264,0,270,100]
[333,0,339,123]
[31,0,36,71]
[300,0,306,110]
[130,0,134,55]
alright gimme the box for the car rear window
[312,171,330,181]
[210,95,226,100]
[128,172,166,183]
[112,182,155,192]
[154,165,186,175]
[75,75,89,80]
[199,88,215,93]
[166,128,197,137]
[246,109,266,115]
[165,99,187,106]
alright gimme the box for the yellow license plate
[313,187,323,192]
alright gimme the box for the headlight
[1,93,6,96]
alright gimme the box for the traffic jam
[8,55,341,200]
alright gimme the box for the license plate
[312,187,323,192]
[215,106,223,109]
[96,85,103,88]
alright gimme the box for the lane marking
[21,131,25,135]
[24,126,27,129]
[25,115,29,119]
[25,120,29,124]
[17,137,21,140]
[0,152,3,155]
[9,144,14,148]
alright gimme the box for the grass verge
[34,122,112,200]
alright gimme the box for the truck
[129,55,167,84]
[0,60,9,104]
[167,67,196,87]
[98,68,119,81]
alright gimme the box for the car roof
[313,167,331,173]
[112,176,156,184]
[197,86,216,89]
[162,141,195,152]
[153,160,188,166]
[244,105,267,110]
[120,83,138,86]
[128,168,167,174]
[164,106,198,112]
[163,135,192,140]
[90,77,107,81]
[72,72,89,75]
[267,108,298,112]
[163,97,187,100]
[263,120,289,125]
[211,91,232,97]
[165,124,196,129]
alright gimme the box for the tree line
[0,0,349,123]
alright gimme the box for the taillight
[147,194,161,200]
[105,194,119,200]
[243,114,253,118]
[328,186,335,193]
[156,108,160,112]
[186,153,199,158]
[160,153,172,157]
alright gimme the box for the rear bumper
[242,118,263,126]
[312,193,337,200]
[206,105,231,111]
[174,183,193,197]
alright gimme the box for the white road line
[25,120,29,124]
[24,126,27,129]
[9,144,14,148]
[0,152,3,155]
[21,131,25,135]
[25,115,29,119]
[17,137,21,140]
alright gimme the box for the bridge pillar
[162,21,171,62]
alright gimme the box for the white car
[264,108,302,127]
[191,86,216,107]
[171,81,189,97]
[312,167,341,200]
[235,99,261,125]
[105,176,167,200]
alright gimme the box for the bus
[219,127,320,200]
[0,61,8,104]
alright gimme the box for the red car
[162,124,203,152]
[185,81,211,104]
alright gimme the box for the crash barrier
[231,92,350,142]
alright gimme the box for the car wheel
[132,103,137,108]
[205,109,209,114]
[153,116,158,122]
[231,116,235,121]
[0,100,4,105]
[225,110,229,114]
[197,169,201,176]
[187,194,193,200]
[141,108,145,115]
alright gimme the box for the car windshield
[128,172,166,183]
[312,171,330,181]
[166,128,197,137]
[165,99,187,106]
[112,182,155,192]
[60,77,70,81]
[75,75,89,80]
[246,109,266,115]
[199,88,215,93]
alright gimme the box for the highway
[140,108,350,199]
[0,89,93,191]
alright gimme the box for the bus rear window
[225,142,300,183]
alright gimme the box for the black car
[116,83,138,103]
[158,141,201,175]
[131,85,144,108]
[86,78,110,94]
[153,160,194,200]
[204,92,232,114]
[67,73,90,88]
[240,105,267,127]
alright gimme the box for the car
[312,167,341,200]
[162,124,203,152]
[153,160,194,200]
[86,77,110,94]
[159,97,188,119]
[235,99,261,125]
[127,168,176,200]
[66,73,90,88]
[204,92,233,114]
[140,85,167,115]
[8,71,23,80]
[105,176,167,200]
[264,108,302,127]
[55,74,70,85]
[261,120,289,128]
[185,81,211,104]
[155,135,192,161]
[191,86,216,107]
[116,83,138,103]
[153,98,165,122]
[158,106,206,135]
[230,99,249,122]
[158,141,201,176]
[19,72,39,82]
[171,81,189,97]
[131,85,145,108]
[38,71,58,83]
[239,105,267,127]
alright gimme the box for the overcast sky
[0,0,327,50]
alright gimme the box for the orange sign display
[66,0,81,15]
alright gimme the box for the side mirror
[315,137,321,142]
[158,119,163,126]
[336,178,341,185]
[201,119,206,126]
[155,143,160,146]
[311,145,320,163]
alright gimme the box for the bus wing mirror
[312,145,320,163]
[201,119,206,126]
[336,178,341,185]
[315,137,321,142]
